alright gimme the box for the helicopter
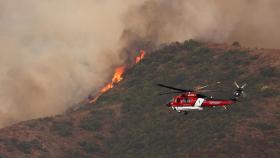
[158,82,247,114]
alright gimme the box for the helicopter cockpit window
[176,98,181,103]
[181,98,188,103]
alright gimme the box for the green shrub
[219,50,251,66]
[275,112,280,120]
[260,67,280,78]
[16,140,35,154]
[52,121,73,137]
[251,122,277,131]
[79,141,101,153]
[79,109,113,131]
[232,41,241,47]
[183,39,202,50]
[1,139,42,154]
[63,150,89,158]
[260,89,280,98]
[80,118,102,131]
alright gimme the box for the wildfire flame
[100,50,146,93]
[89,50,146,104]
[100,66,125,93]
[135,50,146,63]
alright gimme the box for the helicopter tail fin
[232,81,247,101]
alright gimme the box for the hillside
[0,40,279,158]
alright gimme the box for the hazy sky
[0,0,279,127]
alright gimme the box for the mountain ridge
[0,40,279,158]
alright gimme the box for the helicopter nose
[166,102,171,107]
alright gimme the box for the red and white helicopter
[158,82,247,114]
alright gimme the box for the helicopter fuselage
[167,92,235,112]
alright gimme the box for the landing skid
[176,110,188,115]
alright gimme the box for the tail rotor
[233,81,247,100]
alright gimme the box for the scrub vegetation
[0,40,279,158]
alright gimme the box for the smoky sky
[0,0,279,127]
[123,0,280,48]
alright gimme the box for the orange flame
[89,50,146,104]
[100,66,125,93]
[100,50,146,94]
[135,50,146,63]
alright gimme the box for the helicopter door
[181,98,188,105]
[194,98,205,107]
[175,98,181,105]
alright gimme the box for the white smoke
[0,0,279,127]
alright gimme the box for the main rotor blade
[241,83,247,89]
[197,90,217,93]
[157,84,192,92]
[195,85,208,90]
[197,89,227,93]
[195,81,221,91]
[158,91,183,95]
[234,81,240,88]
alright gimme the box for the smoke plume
[0,0,129,127]
[0,0,279,127]
[122,0,280,49]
